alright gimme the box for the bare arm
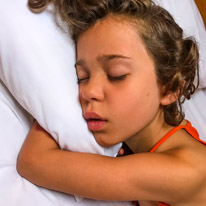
[17,122,198,203]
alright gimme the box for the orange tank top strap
[149,121,206,153]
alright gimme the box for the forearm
[17,122,136,200]
[18,146,110,198]
[17,122,191,202]
[18,146,138,200]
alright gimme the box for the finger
[117,148,124,156]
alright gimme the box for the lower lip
[87,120,106,131]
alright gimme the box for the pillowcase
[0,0,121,157]
[155,0,206,89]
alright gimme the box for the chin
[95,138,112,147]
[94,133,120,147]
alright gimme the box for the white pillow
[1,0,205,156]
[0,0,121,156]
[155,0,206,89]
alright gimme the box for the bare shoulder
[127,127,206,204]
[169,127,206,169]
[179,130,206,202]
[152,128,206,204]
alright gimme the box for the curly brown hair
[29,0,199,126]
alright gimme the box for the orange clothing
[149,121,206,153]
[134,121,206,206]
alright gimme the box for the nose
[79,77,105,102]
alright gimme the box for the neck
[125,111,174,153]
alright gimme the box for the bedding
[183,89,206,141]
[0,0,205,205]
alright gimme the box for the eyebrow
[75,54,131,68]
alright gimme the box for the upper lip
[84,112,105,121]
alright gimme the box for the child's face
[76,17,163,147]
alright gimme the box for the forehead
[76,16,149,61]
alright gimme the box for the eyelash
[77,77,89,84]
[77,74,127,84]
[107,75,127,81]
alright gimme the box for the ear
[160,87,179,106]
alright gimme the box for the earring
[28,0,50,13]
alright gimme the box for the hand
[117,142,133,157]
[117,147,125,156]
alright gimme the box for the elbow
[16,153,27,177]
[16,149,37,179]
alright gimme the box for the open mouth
[84,112,107,131]
[87,119,107,131]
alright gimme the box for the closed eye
[77,77,89,84]
[107,74,127,81]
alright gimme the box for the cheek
[110,82,160,122]
[108,88,140,120]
